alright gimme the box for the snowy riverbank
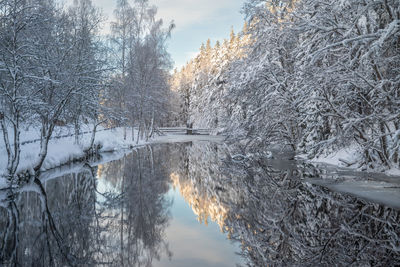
[305,145,400,177]
[0,126,147,178]
[0,125,226,188]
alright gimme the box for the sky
[151,0,246,70]
[64,0,246,70]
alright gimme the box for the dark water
[1,142,399,266]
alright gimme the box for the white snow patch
[312,145,360,167]
[386,167,400,177]
[0,177,8,188]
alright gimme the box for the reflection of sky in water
[95,173,121,204]
[153,186,243,267]
[96,166,243,267]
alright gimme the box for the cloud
[64,0,241,34]
[151,0,239,30]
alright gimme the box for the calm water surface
[1,141,399,266]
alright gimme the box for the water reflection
[181,143,400,266]
[0,145,174,266]
[170,172,228,231]
[0,142,399,266]
[0,164,99,265]
[100,146,173,265]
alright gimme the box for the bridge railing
[157,127,210,135]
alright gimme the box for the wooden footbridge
[156,127,211,136]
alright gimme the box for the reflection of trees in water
[1,143,399,266]
[0,164,99,265]
[224,163,400,266]
[0,145,174,266]
[170,172,229,230]
[90,144,175,266]
[180,142,400,266]
[170,143,230,229]
[112,146,173,266]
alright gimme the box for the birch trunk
[0,113,21,178]
[148,109,154,139]
[35,122,52,173]
[88,123,98,153]
[1,115,13,177]
[74,118,80,145]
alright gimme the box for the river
[1,139,399,266]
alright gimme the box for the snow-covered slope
[0,127,146,175]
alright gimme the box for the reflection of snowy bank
[310,178,400,210]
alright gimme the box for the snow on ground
[0,126,147,176]
[307,144,400,177]
[311,145,361,167]
[0,177,8,188]
[0,127,226,179]
[387,168,400,176]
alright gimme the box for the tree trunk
[1,115,13,177]
[74,118,80,145]
[11,115,21,176]
[136,121,141,144]
[35,124,51,173]
[87,123,98,154]
[148,110,154,139]
[143,121,148,141]
[379,122,389,166]
[34,118,56,173]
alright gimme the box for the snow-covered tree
[66,0,106,146]
[175,0,400,170]
[171,25,252,133]
[0,0,35,178]
[109,0,174,141]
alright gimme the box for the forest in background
[171,0,400,171]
